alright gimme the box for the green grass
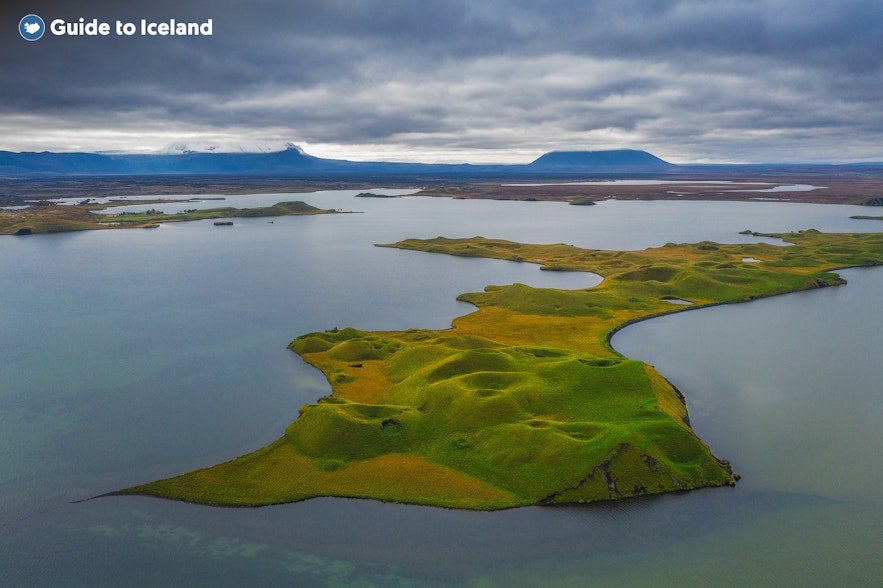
[119,229,881,509]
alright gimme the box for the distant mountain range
[0,146,677,177]
[0,146,879,178]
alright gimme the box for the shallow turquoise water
[1,192,879,585]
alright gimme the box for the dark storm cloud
[0,0,880,161]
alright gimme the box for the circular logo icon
[19,14,45,41]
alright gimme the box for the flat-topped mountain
[529,149,675,170]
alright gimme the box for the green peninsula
[119,230,882,509]
[1,200,331,235]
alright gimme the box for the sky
[1,0,881,163]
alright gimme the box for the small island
[355,192,400,198]
[115,230,882,509]
[1,200,332,235]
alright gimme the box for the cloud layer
[2,0,881,162]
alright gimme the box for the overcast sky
[1,0,881,163]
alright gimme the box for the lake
[1,192,879,585]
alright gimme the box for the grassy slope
[0,200,330,235]
[120,230,882,509]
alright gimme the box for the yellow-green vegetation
[0,200,331,235]
[119,229,882,509]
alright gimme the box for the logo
[19,14,45,41]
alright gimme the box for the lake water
[1,192,879,585]
[504,180,770,186]
[503,180,823,192]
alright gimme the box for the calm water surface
[1,192,879,585]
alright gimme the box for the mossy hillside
[122,230,881,509]
[401,232,880,350]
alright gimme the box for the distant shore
[1,200,333,235]
[3,174,881,236]
[2,174,883,208]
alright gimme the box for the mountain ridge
[2,147,880,179]
[0,147,674,177]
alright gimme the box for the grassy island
[1,200,332,235]
[118,230,882,509]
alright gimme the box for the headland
[114,229,882,509]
